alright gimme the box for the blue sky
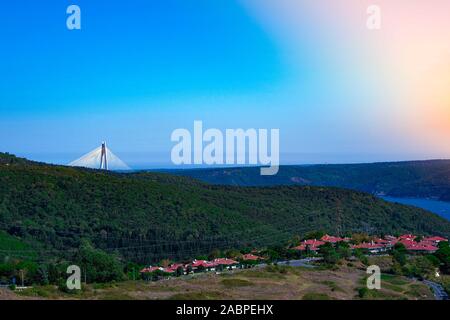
[1,0,283,114]
[0,0,289,167]
[1,0,448,168]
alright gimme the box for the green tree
[125,262,141,280]
[392,243,407,266]
[320,243,340,265]
[354,248,368,265]
[425,254,440,268]
[36,265,49,285]
[288,235,301,247]
[240,247,252,254]
[410,256,435,278]
[434,241,450,274]
[351,233,370,244]
[208,249,222,260]
[224,249,241,259]
[304,231,325,240]
[336,241,351,259]
[176,266,184,277]
[75,240,124,283]
[262,248,280,262]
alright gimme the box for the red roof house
[293,239,325,252]
[406,243,439,252]
[423,236,448,243]
[399,239,416,247]
[242,254,262,261]
[164,263,185,273]
[303,239,326,246]
[212,258,239,266]
[191,260,216,268]
[399,234,416,241]
[321,234,344,243]
[373,238,389,244]
[351,241,387,253]
[140,266,163,273]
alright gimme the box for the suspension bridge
[68,142,130,170]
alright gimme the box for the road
[423,280,449,300]
[276,257,322,268]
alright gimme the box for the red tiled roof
[213,258,239,265]
[399,239,423,248]
[388,239,398,245]
[292,244,306,251]
[191,260,214,268]
[397,239,439,252]
[399,234,416,240]
[424,236,447,242]
[140,266,161,273]
[418,240,435,246]
[407,243,439,252]
[164,264,185,273]
[293,241,322,251]
[242,254,262,261]
[321,234,344,243]
[303,239,326,246]
[190,259,239,268]
[351,242,384,250]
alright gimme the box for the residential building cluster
[292,234,447,254]
[140,254,263,276]
[140,233,448,277]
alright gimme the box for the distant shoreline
[381,196,450,222]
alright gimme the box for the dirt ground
[3,262,435,300]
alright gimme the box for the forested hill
[1,152,450,263]
[161,160,450,202]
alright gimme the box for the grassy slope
[14,264,433,300]
[0,231,36,260]
[1,153,450,263]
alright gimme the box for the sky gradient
[1,0,449,168]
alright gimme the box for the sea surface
[381,196,450,222]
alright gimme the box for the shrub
[302,292,331,300]
[221,278,252,288]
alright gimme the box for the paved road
[423,280,449,300]
[277,257,322,268]
[253,257,321,269]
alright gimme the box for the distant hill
[1,153,450,263]
[161,160,450,202]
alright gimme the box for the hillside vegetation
[1,153,450,264]
[163,160,450,201]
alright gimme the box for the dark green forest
[161,160,450,201]
[1,152,450,265]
